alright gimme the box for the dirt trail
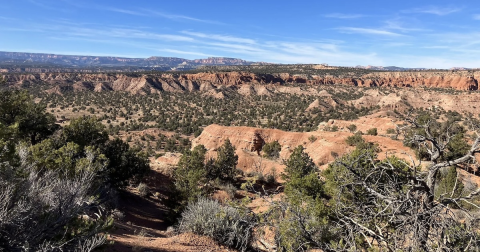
[108,169,229,252]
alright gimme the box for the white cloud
[324,13,364,19]
[383,20,426,32]
[196,38,382,66]
[28,0,70,12]
[203,42,265,53]
[106,7,221,24]
[406,6,461,16]
[422,46,449,49]
[473,14,480,20]
[182,31,256,44]
[156,49,213,57]
[337,27,404,36]
[386,54,480,69]
[107,8,146,16]
[141,9,221,24]
[61,27,195,42]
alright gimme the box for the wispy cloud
[405,6,461,16]
[324,13,365,19]
[141,9,221,24]
[383,19,426,32]
[0,16,17,21]
[12,21,196,43]
[203,42,265,54]
[428,31,480,48]
[422,45,449,49]
[28,0,70,12]
[67,27,195,42]
[107,8,146,16]
[473,14,480,20]
[105,7,221,24]
[383,42,411,47]
[336,27,404,37]
[196,38,381,65]
[182,31,256,44]
[156,49,213,57]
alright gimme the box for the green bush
[173,145,208,204]
[0,89,57,144]
[283,145,316,179]
[345,132,365,146]
[137,182,150,197]
[282,146,324,199]
[386,128,396,134]
[346,124,357,133]
[263,140,281,159]
[61,116,109,149]
[366,128,378,136]
[274,194,333,252]
[435,167,464,203]
[178,198,256,251]
[213,139,239,181]
[102,138,150,188]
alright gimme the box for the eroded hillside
[3,70,479,95]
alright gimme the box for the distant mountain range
[0,51,474,73]
[0,51,270,70]
[355,65,474,71]
[355,65,428,71]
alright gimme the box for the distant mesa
[355,65,428,71]
[0,51,271,70]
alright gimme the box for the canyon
[3,70,479,94]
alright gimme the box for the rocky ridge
[3,70,479,93]
[0,51,267,70]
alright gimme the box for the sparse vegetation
[137,182,150,197]
[262,140,282,159]
[366,127,378,135]
[0,90,151,251]
[3,67,480,251]
[178,198,256,252]
[346,124,357,133]
[345,132,365,146]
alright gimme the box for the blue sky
[1,0,480,68]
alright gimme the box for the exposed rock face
[3,70,479,93]
[306,97,338,112]
[250,132,265,155]
[192,124,416,174]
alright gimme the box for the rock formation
[3,70,479,94]
[191,124,416,174]
[250,132,265,155]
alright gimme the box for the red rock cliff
[3,70,478,93]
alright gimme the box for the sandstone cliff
[192,124,415,174]
[3,70,479,94]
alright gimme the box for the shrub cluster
[0,90,148,251]
[178,198,256,252]
[262,140,281,159]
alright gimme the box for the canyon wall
[3,71,479,94]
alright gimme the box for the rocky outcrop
[250,132,265,155]
[306,97,337,112]
[3,70,479,94]
[192,124,416,173]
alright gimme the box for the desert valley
[1,57,480,251]
[3,1,480,251]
